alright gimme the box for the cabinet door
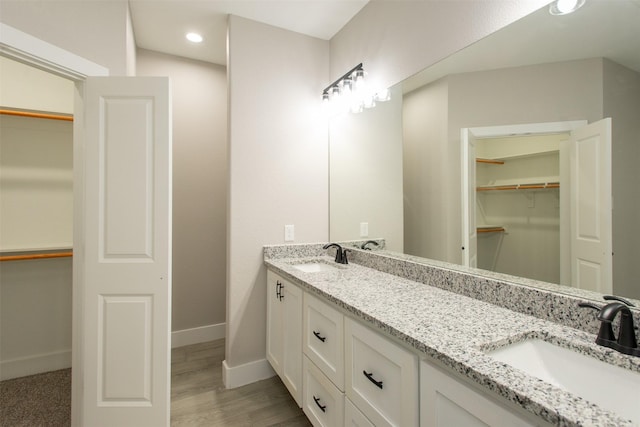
[266,271,283,376]
[303,356,345,427]
[420,360,535,427]
[345,318,418,427]
[304,293,344,390]
[282,280,303,406]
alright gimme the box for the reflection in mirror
[329,0,640,301]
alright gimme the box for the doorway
[462,119,612,293]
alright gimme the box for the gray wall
[136,49,228,332]
[604,59,640,299]
[226,15,329,381]
[0,0,135,75]
[402,58,640,298]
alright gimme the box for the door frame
[1,23,109,425]
[461,120,587,284]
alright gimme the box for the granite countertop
[264,255,640,427]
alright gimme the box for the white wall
[329,85,404,251]
[603,59,640,299]
[225,15,329,386]
[402,78,449,259]
[0,0,132,75]
[330,1,549,91]
[136,48,228,336]
[401,59,604,265]
[0,57,74,113]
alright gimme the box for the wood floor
[171,339,312,426]
[0,339,310,427]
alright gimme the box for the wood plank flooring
[1,339,310,427]
[171,339,312,426]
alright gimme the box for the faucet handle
[603,295,636,307]
[579,302,616,343]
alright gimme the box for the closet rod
[0,109,73,122]
[0,251,73,262]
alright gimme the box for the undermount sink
[291,261,339,273]
[486,339,640,424]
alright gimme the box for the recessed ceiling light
[186,32,203,43]
[549,0,586,15]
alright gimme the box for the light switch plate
[360,222,369,237]
[284,224,295,242]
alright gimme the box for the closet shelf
[476,158,505,165]
[0,250,73,262]
[477,226,505,233]
[477,182,559,191]
[0,108,73,122]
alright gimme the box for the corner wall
[225,15,329,387]
[136,49,228,341]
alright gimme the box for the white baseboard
[171,322,225,348]
[1,349,71,381]
[222,358,275,389]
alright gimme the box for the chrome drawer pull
[313,395,326,412]
[313,330,326,342]
[363,370,384,389]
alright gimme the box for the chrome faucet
[579,295,639,357]
[323,243,349,264]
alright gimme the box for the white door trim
[0,23,108,79]
[0,23,107,426]
[461,120,588,280]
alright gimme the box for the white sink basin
[291,262,339,273]
[487,339,640,424]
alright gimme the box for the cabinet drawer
[303,293,344,390]
[345,397,374,427]
[345,318,418,427]
[303,356,344,427]
[420,360,536,427]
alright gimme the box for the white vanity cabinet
[420,360,537,427]
[303,355,345,427]
[345,318,419,427]
[266,270,303,406]
[302,292,346,426]
[303,293,345,390]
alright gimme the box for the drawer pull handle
[363,370,384,389]
[313,395,326,412]
[313,331,326,342]
[276,281,282,299]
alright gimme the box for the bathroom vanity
[264,243,640,427]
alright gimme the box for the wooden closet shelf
[476,158,505,165]
[0,251,73,262]
[477,182,559,191]
[0,109,73,122]
[477,227,505,233]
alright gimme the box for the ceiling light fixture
[186,32,203,43]
[549,0,586,15]
[322,63,390,116]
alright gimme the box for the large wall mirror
[330,0,640,301]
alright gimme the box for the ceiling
[402,0,640,93]
[129,0,369,65]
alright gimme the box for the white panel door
[81,77,172,426]
[570,118,612,294]
[461,128,477,267]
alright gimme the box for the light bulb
[186,32,203,43]
[549,0,585,15]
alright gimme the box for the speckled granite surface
[264,244,640,427]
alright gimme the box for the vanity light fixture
[549,0,586,15]
[186,32,203,43]
[322,63,390,116]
